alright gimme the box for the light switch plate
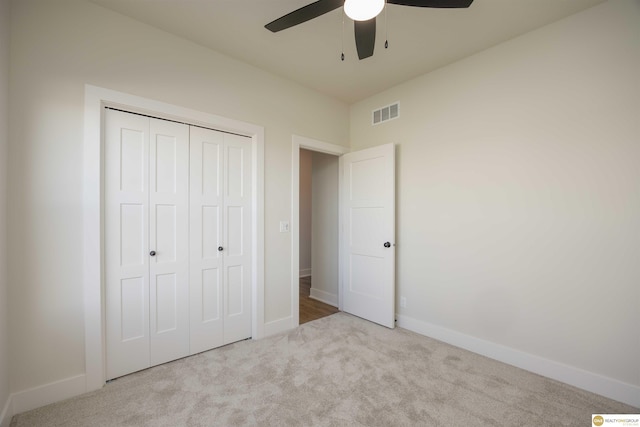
[279,221,290,233]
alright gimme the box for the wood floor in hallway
[299,276,339,324]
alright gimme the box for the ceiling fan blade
[354,18,376,60]
[387,0,473,8]
[265,0,344,32]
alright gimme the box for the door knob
[383,242,391,248]
[150,251,156,256]
[218,246,224,252]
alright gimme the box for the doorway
[292,137,397,331]
[299,149,340,324]
[291,135,348,328]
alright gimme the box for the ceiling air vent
[372,102,400,125]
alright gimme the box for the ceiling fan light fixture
[344,0,385,21]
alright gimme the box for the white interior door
[148,118,190,366]
[341,143,395,328]
[105,110,151,379]
[189,127,224,354]
[222,133,252,344]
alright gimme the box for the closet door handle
[218,247,224,252]
[150,251,156,256]
[383,242,391,248]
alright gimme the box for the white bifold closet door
[189,127,252,354]
[105,110,190,379]
[105,109,252,380]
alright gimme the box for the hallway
[299,277,339,324]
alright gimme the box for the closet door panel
[149,118,190,365]
[155,134,178,193]
[202,206,220,259]
[202,267,221,322]
[120,203,144,267]
[226,206,243,256]
[190,127,224,354]
[155,205,177,263]
[120,277,146,341]
[105,110,150,380]
[223,133,252,344]
[226,265,244,316]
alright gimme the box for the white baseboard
[0,394,12,427]
[263,316,295,338]
[396,314,640,408]
[299,268,312,278]
[11,374,86,416]
[309,288,338,307]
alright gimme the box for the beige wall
[8,0,349,393]
[350,0,639,391]
[310,152,339,306]
[299,149,312,274]
[6,0,638,411]
[0,0,10,419]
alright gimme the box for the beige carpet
[12,313,637,426]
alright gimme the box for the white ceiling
[88,0,604,104]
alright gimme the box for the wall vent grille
[372,102,399,125]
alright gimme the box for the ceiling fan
[265,0,474,60]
